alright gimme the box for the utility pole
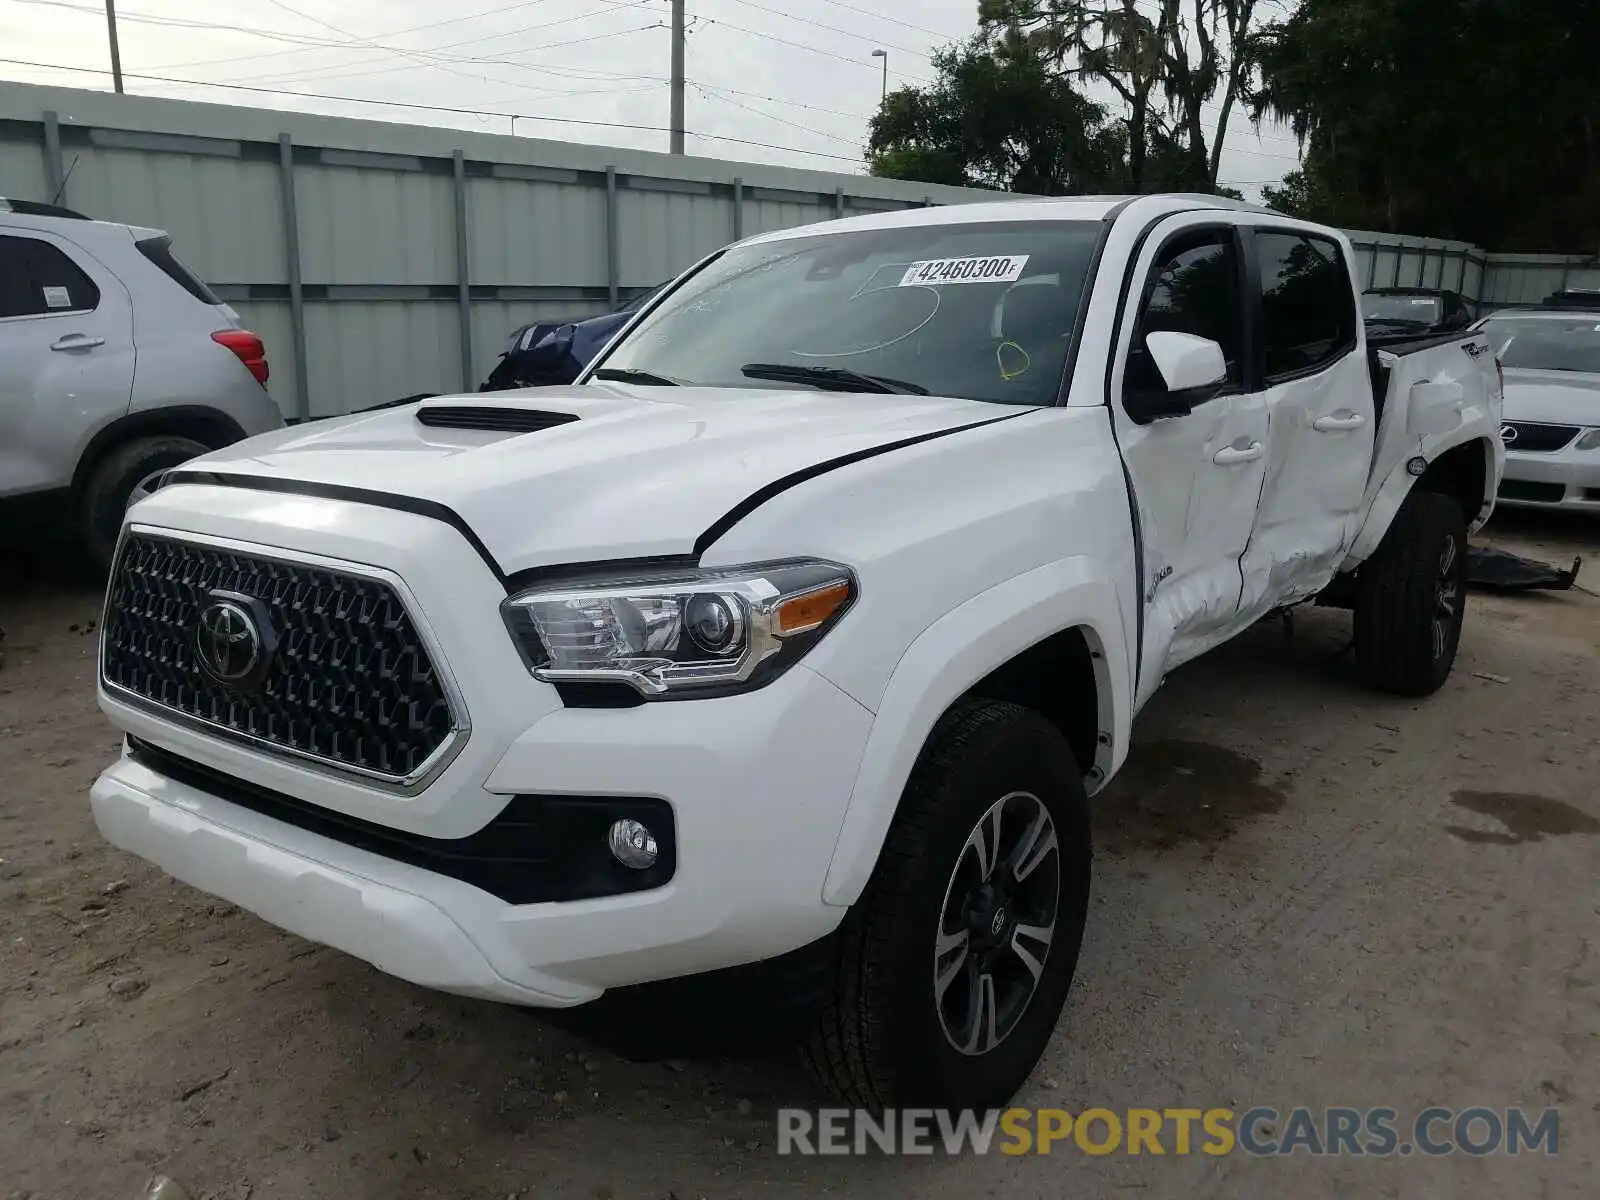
[669,0,685,154]
[105,0,124,93]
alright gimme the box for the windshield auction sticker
[898,255,1029,287]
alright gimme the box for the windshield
[1362,292,1443,325]
[591,219,1104,405]
[1480,315,1600,373]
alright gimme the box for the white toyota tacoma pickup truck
[90,195,1503,1111]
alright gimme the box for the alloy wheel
[933,790,1061,1056]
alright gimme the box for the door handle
[1212,441,1264,465]
[50,333,105,351]
[1313,413,1367,433]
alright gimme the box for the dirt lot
[2,512,1598,1200]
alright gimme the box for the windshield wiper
[741,363,929,395]
[592,367,680,386]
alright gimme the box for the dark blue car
[481,285,663,391]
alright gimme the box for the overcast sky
[0,0,1304,193]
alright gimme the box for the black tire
[1353,489,1469,697]
[80,436,210,570]
[802,698,1092,1110]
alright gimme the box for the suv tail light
[212,329,269,385]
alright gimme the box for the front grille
[1501,421,1579,452]
[102,533,459,782]
[1498,479,1567,504]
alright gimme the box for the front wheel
[80,436,210,571]
[802,699,1091,1110]
[1354,490,1469,696]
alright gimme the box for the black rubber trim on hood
[159,470,509,586]
[692,408,1037,557]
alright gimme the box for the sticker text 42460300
[897,255,1030,287]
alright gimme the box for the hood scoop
[416,405,580,433]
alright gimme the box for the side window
[0,234,101,319]
[1126,231,1243,395]
[1256,232,1355,380]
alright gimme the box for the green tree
[867,29,1127,194]
[1250,0,1600,250]
[976,0,1265,190]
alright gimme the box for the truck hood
[174,383,1020,574]
[1501,369,1600,426]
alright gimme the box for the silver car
[0,198,283,566]
[1475,307,1600,513]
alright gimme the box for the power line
[239,22,665,88]
[714,0,932,61]
[0,57,867,163]
[690,83,861,149]
[700,16,934,84]
[812,0,966,41]
[13,0,669,90]
[144,0,566,71]
[694,80,869,123]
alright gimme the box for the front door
[1107,218,1268,710]
[1234,225,1376,621]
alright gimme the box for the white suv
[0,199,283,566]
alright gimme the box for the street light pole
[870,48,887,103]
[105,0,124,93]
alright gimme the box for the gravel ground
[1,511,1596,1200]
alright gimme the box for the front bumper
[1498,445,1600,511]
[92,662,872,1006]
[94,485,878,1007]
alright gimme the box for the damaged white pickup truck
[91,195,1502,1111]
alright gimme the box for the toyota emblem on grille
[195,598,265,685]
[1500,424,1519,444]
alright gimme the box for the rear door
[1108,215,1269,707]
[1234,225,1375,620]
[0,229,135,498]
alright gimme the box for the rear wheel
[802,698,1091,1110]
[1354,490,1469,696]
[80,436,209,570]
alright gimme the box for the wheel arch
[1344,434,1498,567]
[71,406,248,497]
[820,557,1130,909]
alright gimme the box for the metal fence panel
[469,175,605,287]
[615,186,730,288]
[62,145,288,283]
[295,164,458,287]
[301,300,462,418]
[0,122,49,202]
[1477,255,1600,307]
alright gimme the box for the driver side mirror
[1125,331,1229,423]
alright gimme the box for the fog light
[607,818,659,870]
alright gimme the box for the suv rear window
[135,236,221,305]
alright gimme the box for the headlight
[1576,428,1600,451]
[501,559,857,698]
